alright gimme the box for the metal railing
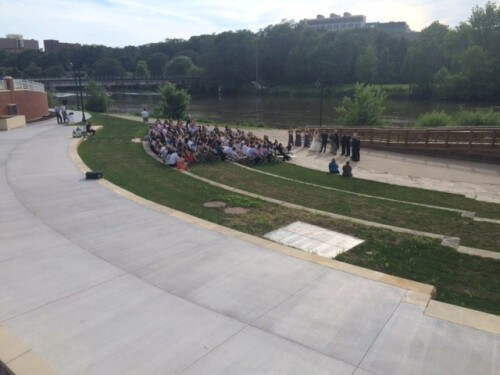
[0,80,7,91]
[12,79,45,92]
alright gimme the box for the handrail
[297,127,499,149]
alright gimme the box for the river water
[56,91,499,129]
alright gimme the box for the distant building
[302,12,413,35]
[43,39,79,52]
[366,22,410,33]
[0,34,39,51]
[303,12,366,32]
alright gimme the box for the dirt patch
[204,201,227,208]
[224,207,249,215]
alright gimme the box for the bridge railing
[298,127,498,149]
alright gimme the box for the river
[56,92,499,129]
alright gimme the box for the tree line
[0,2,498,100]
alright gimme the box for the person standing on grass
[320,130,328,153]
[141,108,149,124]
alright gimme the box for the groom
[320,130,328,153]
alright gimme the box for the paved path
[1,119,499,374]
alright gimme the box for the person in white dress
[309,129,321,152]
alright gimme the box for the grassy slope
[255,163,500,220]
[192,163,500,251]
[78,114,500,315]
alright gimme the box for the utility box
[7,104,18,115]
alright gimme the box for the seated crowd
[148,118,291,170]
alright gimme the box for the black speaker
[85,171,103,180]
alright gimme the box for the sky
[0,0,485,48]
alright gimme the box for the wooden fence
[297,127,500,163]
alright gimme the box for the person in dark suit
[320,130,328,153]
[340,132,347,155]
[352,134,361,162]
[345,133,352,157]
[330,130,339,154]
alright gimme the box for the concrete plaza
[0,118,499,374]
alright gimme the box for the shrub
[455,109,500,126]
[336,83,387,126]
[85,80,111,112]
[415,111,453,127]
[155,83,191,119]
[46,90,58,108]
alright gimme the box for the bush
[415,111,453,127]
[155,83,191,119]
[455,109,500,126]
[85,80,111,112]
[336,83,387,126]
[46,90,58,108]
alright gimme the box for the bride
[309,129,321,152]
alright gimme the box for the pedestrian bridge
[37,75,199,90]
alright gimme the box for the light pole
[315,80,324,127]
[66,61,80,110]
[66,60,86,123]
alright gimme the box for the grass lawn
[78,114,500,315]
[255,163,500,220]
[191,163,500,252]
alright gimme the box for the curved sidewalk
[0,121,499,374]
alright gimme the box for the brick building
[0,34,39,51]
[0,77,49,122]
[44,39,79,52]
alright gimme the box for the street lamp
[66,60,86,122]
[315,80,324,127]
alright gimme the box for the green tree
[147,52,169,76]
[460,45,494,98]
[355,46,379,83]
[155,83,191,119]
[93,58,125,76]
[44,64,65,77]
[165,56,194,75]
[85,80,111,112]
[134,59,150,77]
[336,83,387,125]
[23,62,43,78]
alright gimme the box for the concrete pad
[254,270,405,365]
[184,326,355,374]
[136,241,327,323]
[5,275,244,375]
[359,303,500,375]
[265,221,364,258]
[0,242,123,321]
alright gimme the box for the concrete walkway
[1,119,499,374]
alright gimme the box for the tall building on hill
[303,12,366,32]
[302,12,413,35]
[44,39,80,52]
[0,34,39,51]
